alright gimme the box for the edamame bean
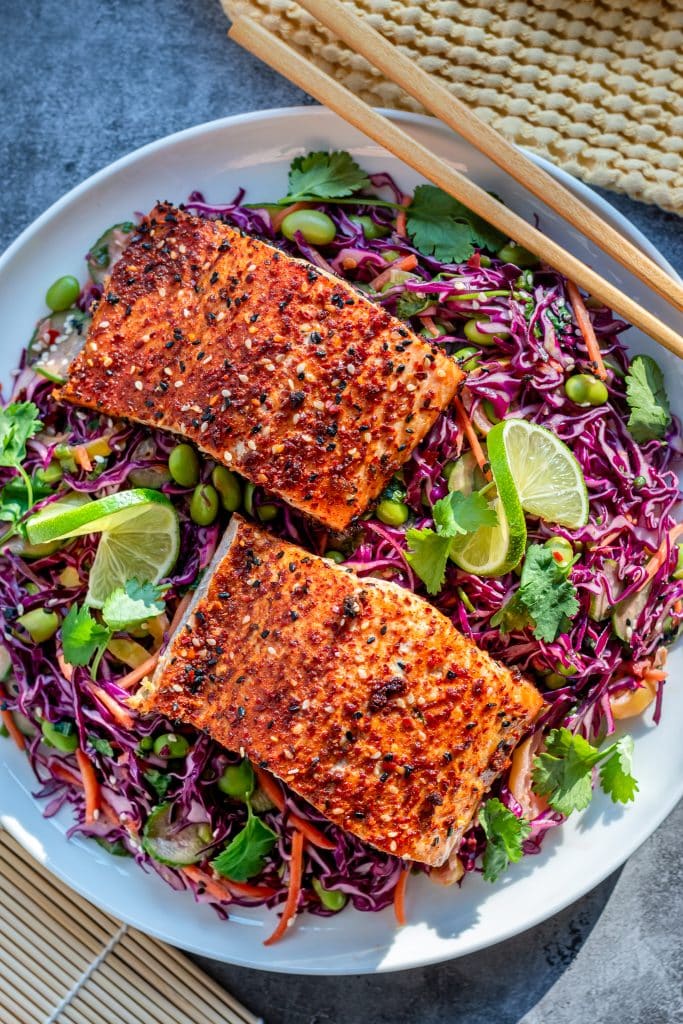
[555,661,579,677]
[564,373,608,407]
[349,214,390,240]
[41,719,78,753]
[243,481,255,518]
[36,462,63,485]
[312,878,347,912]
[325,550,345,564]
[544,673,567,690]
[281,209,336,246]
[153,733,190,758]
[45,275,81,312]
[376,498,409,527]
[257,503,278,522]
[18,608,59,644]
[453,346,481,373]
[218,759,254,801]
[381,249,401,263]
[632,475,646,490]
[168,443,200,487]
[189,484,219,526]
[544,536,574,572]
[482,399,501,424]
[139,736,154,752]
[211,466,242,512]
[497,243,539,268]
[463,318,493,346]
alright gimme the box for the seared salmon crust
[57,203,463,531]
[135,516,544,868]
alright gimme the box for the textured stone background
[1,2,681,1022]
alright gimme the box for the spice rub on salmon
[134,516,544,868]
[57,203,463,531]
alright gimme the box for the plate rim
[1,104,681,974]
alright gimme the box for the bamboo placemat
[0,830,262,1024]
[223,0,683,212]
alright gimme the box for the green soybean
[325,550,345,564]
[41,719,78,753]
[169,444,200,487]
[376,498,409,527]
[18,608,59,644]
[189,484,219,526]
[544,536,574,572]
[218,759,255,801]
[349,214,390,240]
[211,466,242,512]
[555,661,579,677]
[497,243,539,268]
[281,209,336,246]
[153,733,190,758]
[257,503,278,523]
[482,399,501,424]
[564,374,608,407]
[139,736,154,752]
[632,475,646,490]
[45,275,81,312]
[312,878,347,912]
[453,346,481,373]
[35,462,63,485]
[243,481,255,518]
[544,673,567,690]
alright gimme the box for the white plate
[1,107,681,975]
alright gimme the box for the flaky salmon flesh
[134,517,544,868]
[57,203,463,531]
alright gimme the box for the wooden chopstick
[294,0,683,317]
[227,13,683,361]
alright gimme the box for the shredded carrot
[51,760,119,826]
[116,652,160,691]
[453,396,491,481]
[225,879,279,900]
[395,194,411,237]
[271,201,310,233]
[341,257,358,271]
[1,708,25,751]
[393,869,409,926]
[566,281,607,381]
[168,591,194,635]
[644,669,667,682]
[642,522,683,586]
[75,748,101,824]
[263,828,305,946]
[255,767,336,850]
[57,651,73,682]
[370,253,419,291]
[89,683,136,730]
[74,445,93,472]
[420,315,440,338]
[182,866,233,904]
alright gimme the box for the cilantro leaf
[0,475,52,526]
[479,797,531,882]
[88,735,114,758]
[490,592,532,635]
[406,185,506,264]
[395,291,433,319]
[517,544,579,642]
[102,580,165,632]
[284,151,371,202]
[0,402,43,469]
[625,354,671,443]
[144,769,172,801]
[61,604,110,667]
[405,528,452,596]
[599,734,638,804]
[433,490,498,537]
[211,812,277,882]
[532,728,605,816]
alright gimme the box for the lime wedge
[26,488,180,608]
[487,419,589,529]
[449,492,526,577]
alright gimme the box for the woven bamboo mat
[223,0,683,212]
[0,830,262,1024]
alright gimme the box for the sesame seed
[223,451,233,462]
[99,320,110,328]
[242,614,251,624]
[247,439,257,451]
[163,366,172,375]
[267,646,276,656]
[271,443,285,454]
[174,380,183,388]
[238,373,249,384]
[134,380,143,391]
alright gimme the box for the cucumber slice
[142,803,213,866]
[0,644,11,681]
[87,222,135,283]
[612,583,652,643]
[29,308,91,383]
[589,559,621,621]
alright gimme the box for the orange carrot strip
[51,761,119,826]
[89,683,136,730]
[1,708,26,751]
[263,829,305,946]
[255,768,336,850]
[116,652,160,691]
[75,748,100,824]
[370,253,419,291]
[644,669,667,682]
[420,315,440,338]
[74,445,93,472]
[453,395,491,481]
[642,523,683,586]
[225,879,279,900]
[567,281,607,381]
[271,201,310,233]
[57,651,73,682]
[395,194,411,237]
[182,866,233,904]
[399,254,418,272]
[394,869,409,926]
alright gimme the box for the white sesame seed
[99,320,110,329]
[242,614,251,624]
[296,361,306,375]
[238,373,249,384]
[158,287,166,298]
[245,339,252,350]
[183,308,191,318]
[174,380,183,388]
[346,363,356,374]
[313,399,324,411]
[221,389,231,398]
[134,380,143,391]
[200,422,208,433]
[247,439,257,451]
[223,450,233,462]
[164,366,172,375]
[267,646,276,656]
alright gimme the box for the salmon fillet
[57,203,463,531]
[134,516,543,867]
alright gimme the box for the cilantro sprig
[406,185,507,264]
[406,490,498,595]
[0,402,44,531]
[61,580,165,676]
[491,543,579,642]
[625,354,671,443]
[210,810,277,883]
[479,797,531,882]
[532,728,638,817]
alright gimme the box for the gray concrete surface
[1,2,681,1022]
